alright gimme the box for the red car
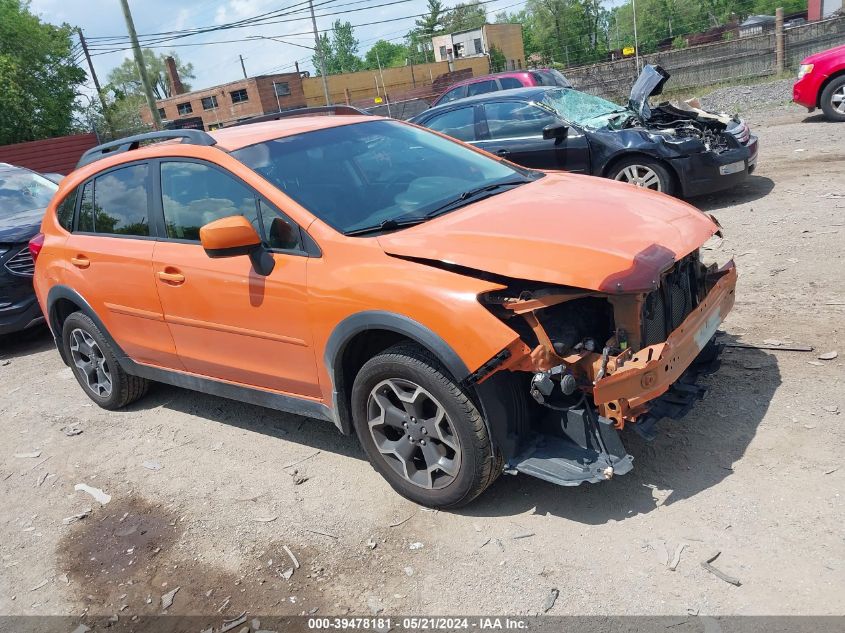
[793,43,845,121]
[433,69,571,106]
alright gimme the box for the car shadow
[459,335,780,523]
[0,324,54,360]
[691,175,775,212]
[801,113,834,124]
[126,381,366,462]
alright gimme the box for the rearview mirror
[542,123,569,141]
[199,215,275,276]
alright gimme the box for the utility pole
[309,0,331,105]
[118,0,162,129]
[77,28,112,134]
[239,54,248,79]
[374,47,391,117]
[632,0,641,73]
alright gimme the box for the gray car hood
[628,64,671,119]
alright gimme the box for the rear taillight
[28,233,45,263]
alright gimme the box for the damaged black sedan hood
[628,64,671,119]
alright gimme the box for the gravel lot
[1,88,843,627]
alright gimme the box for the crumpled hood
[629,64,671,120]
[377,173,718,294]
[0,207,44,243]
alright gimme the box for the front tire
[820,75,845,122]
[350,342,499,508]
[62,312,149,410]
[607,156,676,196]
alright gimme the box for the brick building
[431,23,525,70]
[141,72,307,130]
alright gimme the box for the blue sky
[29,0,540,94]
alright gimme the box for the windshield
[0,168,59,217]
[232,120,527,235]
[541,88,628,129]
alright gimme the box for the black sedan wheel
[351,342,500,508]
[608,157,675,195]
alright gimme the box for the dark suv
[1,163,57,335]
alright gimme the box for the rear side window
[160,161,259,241]
[483,101,558,139]
[466,80,497,97]
[499,77,523,89]
[425,107,476,142]
[438,85,466,104]
[77,181,94,232]
[56,188,78,231]
[91,164,150,236]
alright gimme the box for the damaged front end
[475,248,737,487]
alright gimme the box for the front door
[151,160,320,398]
[60,162,182,369]
[475,100,591,173]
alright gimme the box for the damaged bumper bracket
[509,406,634,486]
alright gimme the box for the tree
[415,0,445,37]
[442,1,487,33]
[364,40,409,70]
[0,0,86,145]
[313,20,362,75]
[106,50,194,100]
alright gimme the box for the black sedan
[410,65,758,198]
[0,163,58,335]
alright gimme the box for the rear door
[151,159,320,397]
[60,162,181,368]
[475,100,591,172]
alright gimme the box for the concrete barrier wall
[565,16,845,101]
[301,57,490,106]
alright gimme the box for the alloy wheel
[613,164,663,191]
[832,86,845,115]
[366,378,461,489]
[69,328,112,397]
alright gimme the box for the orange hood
[377,173,718,293]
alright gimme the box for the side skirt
[122,359,333,423]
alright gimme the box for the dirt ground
[1,98,843,627]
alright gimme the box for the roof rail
[76,129,217,169]
[228,105,371,127]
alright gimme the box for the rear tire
[820,75,845,122]
[62,312,149,410]
[350,342,499,508]
[607,156,676,196]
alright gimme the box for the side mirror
[199,215,275,276]
[542,123,569,141]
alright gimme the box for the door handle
[496,149,510,156]
[157,270,185,285]
[70,256,90,269]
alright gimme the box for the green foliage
[106,49,194,100]
[441,1,487,33]
[489,45,507,72]
[364,40,409,70]
[415,0,445,37]
[672,35,688,49]
[0,0,86,145]
[313,20,362,75]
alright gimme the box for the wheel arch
[46,285,128,367]
[324,312,471,436]
[817,68,845,108]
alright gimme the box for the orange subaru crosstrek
[32,107,736,507]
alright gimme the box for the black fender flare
[46,285,130,367]
[324,311,471,435]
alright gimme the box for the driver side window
[425,107,476,142]
[483,101,558,140]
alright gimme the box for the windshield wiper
[344,216,427,237]
[424,179,529,220]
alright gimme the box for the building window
[439,45,447,59]
[474,38,483,54]
[177,102,193,115]
[201,95,219,110]
[273,82,291,97]
[454,42,464,58]
[157,107,166,119]
[231,88,249,103]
